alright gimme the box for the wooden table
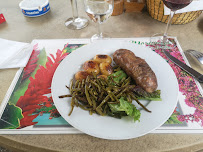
[0,0,203,151]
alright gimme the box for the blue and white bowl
[19,0,50,17]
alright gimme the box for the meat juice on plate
[162,0,192,11]
[85,1,113,24]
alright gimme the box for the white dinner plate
[51,40,179,140]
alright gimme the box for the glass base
[150,33,173,49]
[65,17,89,30]
[90,33,109,42]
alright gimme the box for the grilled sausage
[113,49,157,93]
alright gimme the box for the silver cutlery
[186,49,203,65]
[163,49,203,83]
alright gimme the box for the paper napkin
[0,38,33,69]
[164,0,203,15]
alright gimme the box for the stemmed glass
[151,0,193,47]
[65,0,89,30]
[84,0,114,41]
[162,0,193,44]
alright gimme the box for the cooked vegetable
[108,97,141,122]
[99,62,113,76]
[93,54,112,64]
[83,60,100,75]
[133,86,161,101]
[75,71,90,81]
[108,70,127,85]
[59,68,155,122]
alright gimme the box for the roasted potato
[99,62,113,76]
[97,75,107,79]
[75,71,89,81]
[93,55,112,64]
[83,60,100,75]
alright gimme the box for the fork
[186,49,203,65]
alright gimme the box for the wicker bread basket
[147,0,202,24]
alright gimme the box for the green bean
[103,104,108,115]
[130,93,151,113]
[96,107,105,116]
[90,80,101,92]
[75,96,87,103]
[92,89,98,95]
[127,94,132,103]
[97,95,110,108]
[122,77,131,87]
[68,97,75,116]
[68,105,74,116]
[98,78,106,86]
[85,84,92,106]
[97,91,105,103]
[101,77,108,85]
[58,94,72,98]
[110,91,120,102]
[81,79,85,88]
[108,101,120,104]
[106,88,118,102]
[92,73,102,85]
[65,65,153,117]
[86,75,90,83]
[74,80,80,88]
[89,110,93,115]
[78,81,82,88]
[116,86,129,98]
[108,92,115,101]
[119,77,126,86]
[65,85,70,90]
[78,104,92,111]
[90,96,97,110]
[71,88,84,92]
[74,98,79,107]
[89,89,97,100]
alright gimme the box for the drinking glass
[65,0,89,30]
[151,0,192,47]
[84,0,114,41]
[162,0,193,43]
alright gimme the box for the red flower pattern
[146,40,203,126]
[16,47,68,128]
[22,44,40,81]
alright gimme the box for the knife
[163,50,203,83]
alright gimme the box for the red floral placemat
[0,38,202,133]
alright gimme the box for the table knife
[163,50,203,83]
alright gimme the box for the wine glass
[162,0,193,43]
[65,0,89,30]
[84,0,114,41]
[151,0,192,48]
